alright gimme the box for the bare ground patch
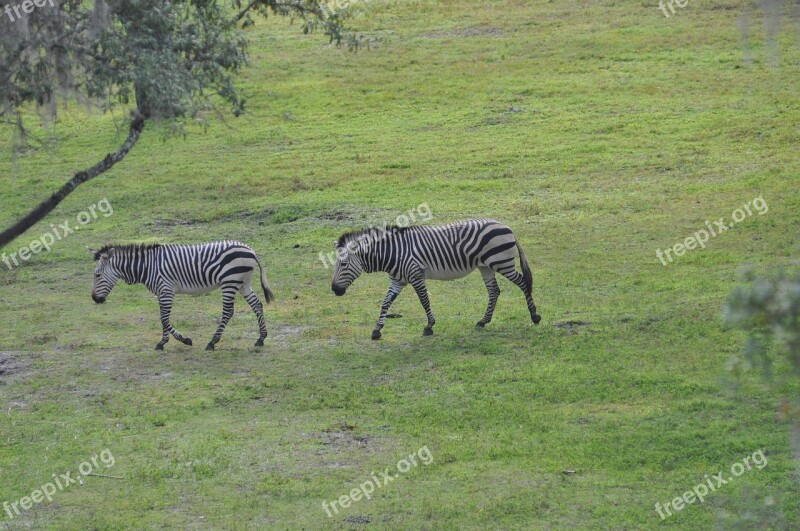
[271,325,310,340]
[320,422,373,450]
[300,422,377,465]
[0,351,33,382]
[318,210,356,222]
[345,515,374,524]
[296,425,381,472]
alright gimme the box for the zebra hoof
[155,343,165,351]
[371,330,382,340]
[181,337,193,346]
[532,314,542,324]
[205,342,215,351]
[254,338,264,347]
[476,321,486,328]
[423,328,434,336]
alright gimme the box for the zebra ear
[88,247,98,256]
[107,247,116,258]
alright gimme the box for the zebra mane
[336,225,411,248]
[93,243,162,260]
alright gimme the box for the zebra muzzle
[332,284,346,296]
[92,293,106,304]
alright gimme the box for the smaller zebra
[91,241,273,351]
[331,218,541,339]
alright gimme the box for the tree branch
[234,0,324,23]
[235,0,264,22]
[0,113,145,249]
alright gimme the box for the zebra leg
[477,266,500,327]
[206,285,239,351]
[494,266,541,324]
[156,290,192,350]
[156,297,171,350]
[241,285,268,347]
[410,278,436,336]
[372,278,405,340]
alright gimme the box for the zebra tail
[254,254,274,303]
[515,241,533,297]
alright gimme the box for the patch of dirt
[421,26,505,39]
[0,352,31,382]
[271,325,309,340]
[226,208,276,225]
[345,515,373,524]
[553,321,592,334]
[324,421,357,433]
[323,431,372,449]
[304,424,373,451]
[318,210,355,222]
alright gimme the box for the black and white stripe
[91,241,273,350]
[331,218,541,339]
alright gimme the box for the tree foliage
[0,0,357,247]
[725,267,800,425]
[1,0,350,127]
[725,268,800,378]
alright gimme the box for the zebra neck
[114,251,153,285]
[357,244,388,273]
[344,226,400,273]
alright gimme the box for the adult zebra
[331,219,541,339]
[91,241,273,351]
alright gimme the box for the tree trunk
[0,113,145,249]
[134,85,152,120]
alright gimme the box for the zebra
[331,219,541,339]
[91,241,274,351]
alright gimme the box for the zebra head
[331,240,363,296]
[91,247,120,303]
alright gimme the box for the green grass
[1,0,799,528]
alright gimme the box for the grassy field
[1,0,799,528]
